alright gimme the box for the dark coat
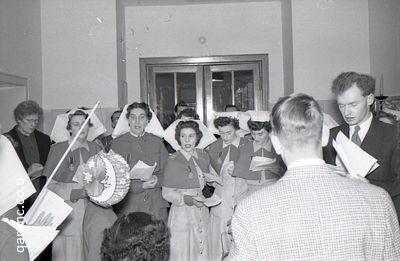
[323,118,400,196]
[5,126,52,170]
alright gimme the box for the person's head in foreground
[175,120,203,153]
[270,93,324,164]
[101,212,170,261]
[331,72,375,127]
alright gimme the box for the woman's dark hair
[247,119,271,132]
[176,108,200,120]
[175,120,203,146]
[126,102,153,122]
[101,212,170,261]
[14,100,43,121]
[214,117,239,130]
[66,110,93,131]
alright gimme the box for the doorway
[140,54,268,127]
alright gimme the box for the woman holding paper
[232,111,285,196]
[110,102,169,221]
[162,120,214,261]
[207,115,249,259]
[42,109,102,261]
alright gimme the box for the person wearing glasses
[4,100,52,208]
[4,100,52,261]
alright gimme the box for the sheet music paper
[333,131,379,178]
[193,193,222,207]
[2,218,59,261]
[130,160,156,181]
[24,188,73,228]
[249,156,276,172]
[0,135,36,216]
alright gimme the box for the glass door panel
[204,63,260,123]
[150,66,202,128]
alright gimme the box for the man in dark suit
[323,72,400,217]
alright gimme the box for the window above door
[139,54,268,127]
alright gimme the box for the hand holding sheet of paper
[2,218,59,261]
[221,161,234,176]
[333,131,379,178]
[249,156,276,171]
[193,193,221,207]
[130,160,157,181]
[24,188,73,229]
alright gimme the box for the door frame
[139,54,269,119]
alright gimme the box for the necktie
[351,125,362,146]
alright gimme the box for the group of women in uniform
[43,101,284,261]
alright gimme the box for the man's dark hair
[174,101,189,113]
[224,104,240,111]
[331,72,375,96]
[177,108,200,120]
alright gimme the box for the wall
[124,2,284,103]
[41,0,118,110]
[291,0,370,122]
[369,0,400,96]
[40,0,119,133]
[292,0,370,100]
[0,0,42,104]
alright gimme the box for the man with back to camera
[228,93,400,260]
[323,72,400,217]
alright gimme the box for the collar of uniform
[69,138,89,152]
[253,139,272,152]
[179,148,199,161]
[288,158,325,170]
[222,135,240,148]
[129,131,145,138]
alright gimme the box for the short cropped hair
[331,72,375,96]
[66,110,93,131]
[271,93,323,149]
[110,109,122,121]
[14,100,43,121]
[177,108,200,120]
[175,120,203,146]
[224,104,240,111]
[174,101,188,113]
[126,102,152,122]
[101,212,170,261]
[214,117,239,130]
[247,120,271,132]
